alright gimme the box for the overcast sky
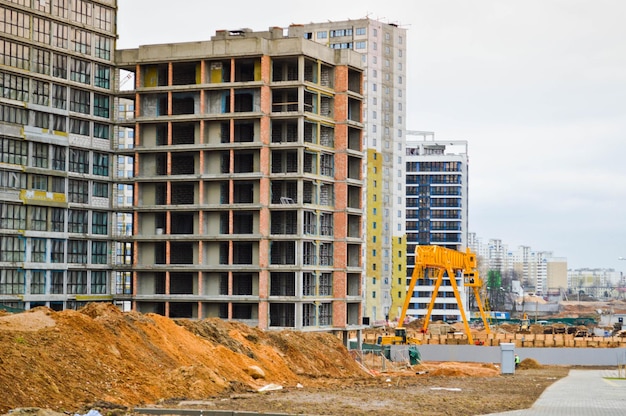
[117,0,626,272]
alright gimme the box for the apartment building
[114,27,365,334]
[0,0,119,310]
[289,19,407,324]
[393,132,469,322]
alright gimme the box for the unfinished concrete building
[115,27,365,334]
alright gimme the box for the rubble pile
[0,304,366,413]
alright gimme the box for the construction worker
[515,354,520,368]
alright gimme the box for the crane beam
[398,245,491,345]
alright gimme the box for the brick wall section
[332,64,351,328]
[257,55,273,328]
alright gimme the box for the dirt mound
[0,304,367,413]
[417,362,499,377]
[519,358,542,369]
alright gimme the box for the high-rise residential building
[546,257,567,293]
[0,0,119,310]
[289,19,407,324]
[392,132,469,322]
[114,27,365,337]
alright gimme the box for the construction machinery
[377,327,421,346]
[519,313,531,333]
[397,245,491,345]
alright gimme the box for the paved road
[483,369,626,415]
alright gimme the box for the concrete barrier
[418,344,626,366]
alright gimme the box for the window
[0,39,29,70]
[51,270,64,294]
[92,241,107,264]
[67,270,87,294]
[53,54,67,79]
[52,115,66,132]
[0,269,24,295]
[319,303,332,326]
[0,203,25,229]
[94,35,111,60]
[93,123,109,139]
[33,48,50,75]
[356,41,366,49]
[51,176,64,193]
[93,5,112,31]
[68,179,88,203]
[51,240,64,263]
[93,182,109,198]
[92,211,108,235]
[53,23,68,48]
[32,142,48,168]
[320,153,334,176]
[93,152,109,176]
[31,238,46,262]
[32,17,50,44]
[52,84,67,109]
[33,108,50,128]
[30,80,50,106]
[69,149,89,173]
[67,240,87,263]
[51,208,65,232]
[32,174,48,191]
[68,209,87,233]
[70,88,90,114]
[71,0,92,25]
[70,57,91,84]
[319,272,332,296]
[0,8,30,38]
[70,118,89,135]
[95,65,110,89]
[330,42,352,49]
[29,206,47,231]
[30,271,46,294]
[0,105,28,124]
[91,271,107,294]
[356,27,366,36]
[317,31,327,39]
[0,72,29,101]
[52,145,66,170]
[72,29,91,55]
[1,236,24,262]
[93,94,109,118]
[52,0,69,19]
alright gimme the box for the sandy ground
[0,305,569,416]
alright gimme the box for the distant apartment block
[469,234,569,298]
[290,19,407,323]
[114,27,365,334]
[392,132,469,322]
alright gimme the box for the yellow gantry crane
[397,245,491,345]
